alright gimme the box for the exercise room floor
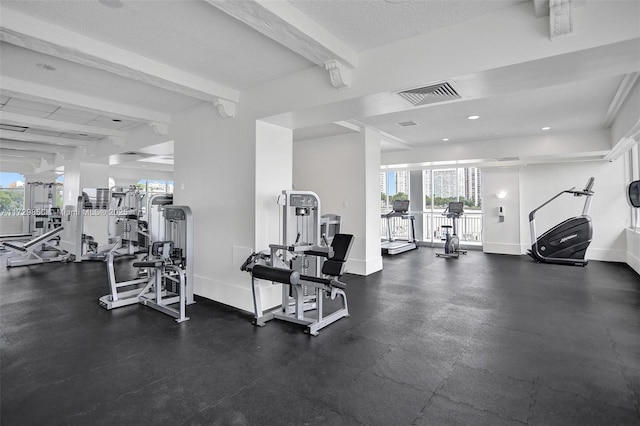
[1,247,639,425]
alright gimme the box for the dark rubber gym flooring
[1,247,639,425]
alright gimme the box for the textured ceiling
[0,0,637,174]
[289,0,528,51]
[0,0,314,90]
[357,75,625,146]
[0,43,203,114]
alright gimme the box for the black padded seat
[300,233,354,288]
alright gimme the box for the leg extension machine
[243,234,354,336]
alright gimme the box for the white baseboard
[483,242,522,255]
[627,250,640,275]
[346,256,383,276]
[587,247,626,263]
[626,228,640,275]
[194,274,281,313]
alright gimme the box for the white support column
[363,127,383,275]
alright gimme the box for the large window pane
[380,171,411,240]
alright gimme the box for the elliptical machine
[528,177,595,266]
[436,202,467,259]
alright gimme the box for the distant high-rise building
[464,167,482,206]
[433,169,457,198]
[380,172,387,195]
[395,171,409,196]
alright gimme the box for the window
[380,168,483,246]
[380,171,409,211]
[137,179,174,194]
[381,171,411,241]
[425,168,483,245]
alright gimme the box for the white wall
[110,168,173,187]
[172,103,265,312]
[382,129,611,169]
[628,228,640,274]
[481,159,629,262]
[0,217,23,235]
[519,159,628,262]
[165,1,640,312]
[481,167,522,255]
[292,130,383,275]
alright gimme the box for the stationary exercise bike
[436,202,467,259]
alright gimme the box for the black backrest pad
[330,234,354,262]
[321,234,354,277]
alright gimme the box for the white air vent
[0,124,28,132]
[495,157,520,162]
[396,120,419,127]
[397,81,461,106]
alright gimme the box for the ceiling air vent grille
[397,81,461,107]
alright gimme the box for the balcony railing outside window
[381,210,483,245]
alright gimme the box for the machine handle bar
[528,177,595,221]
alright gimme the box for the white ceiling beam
[602,72,640,128]
[205,0,358,69]
[0,158,34,174]
[0,8,239,104]
[1,77,171,125]
[0,111,125,140]
[1,148,55,162]
[532,0,550,18]
[0,139,76,157]
[0,129,99,148]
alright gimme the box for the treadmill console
[392,199,410,213]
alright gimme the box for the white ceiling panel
[1,0,314,90]
[289,0,527,51]
[359,74,626,147]
[5,97,59,113]
[0,104,52,118]
[52,107,101,121]
[43,114,93,126]
[24,129,63,137]
[0,43,204,114]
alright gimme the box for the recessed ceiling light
[396,120,419,127]
[542,126,551,130]
[467,115,480,120]
[442,138,449,141]
[36,63,56,71]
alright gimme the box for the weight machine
[241,190,352,335]
[4,226,71,267]
[108,186,147,256]
[99,204,194,322]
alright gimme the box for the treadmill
[381,199,418,255]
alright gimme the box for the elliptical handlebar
[528,177,595,221]
[584,177,595,192]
